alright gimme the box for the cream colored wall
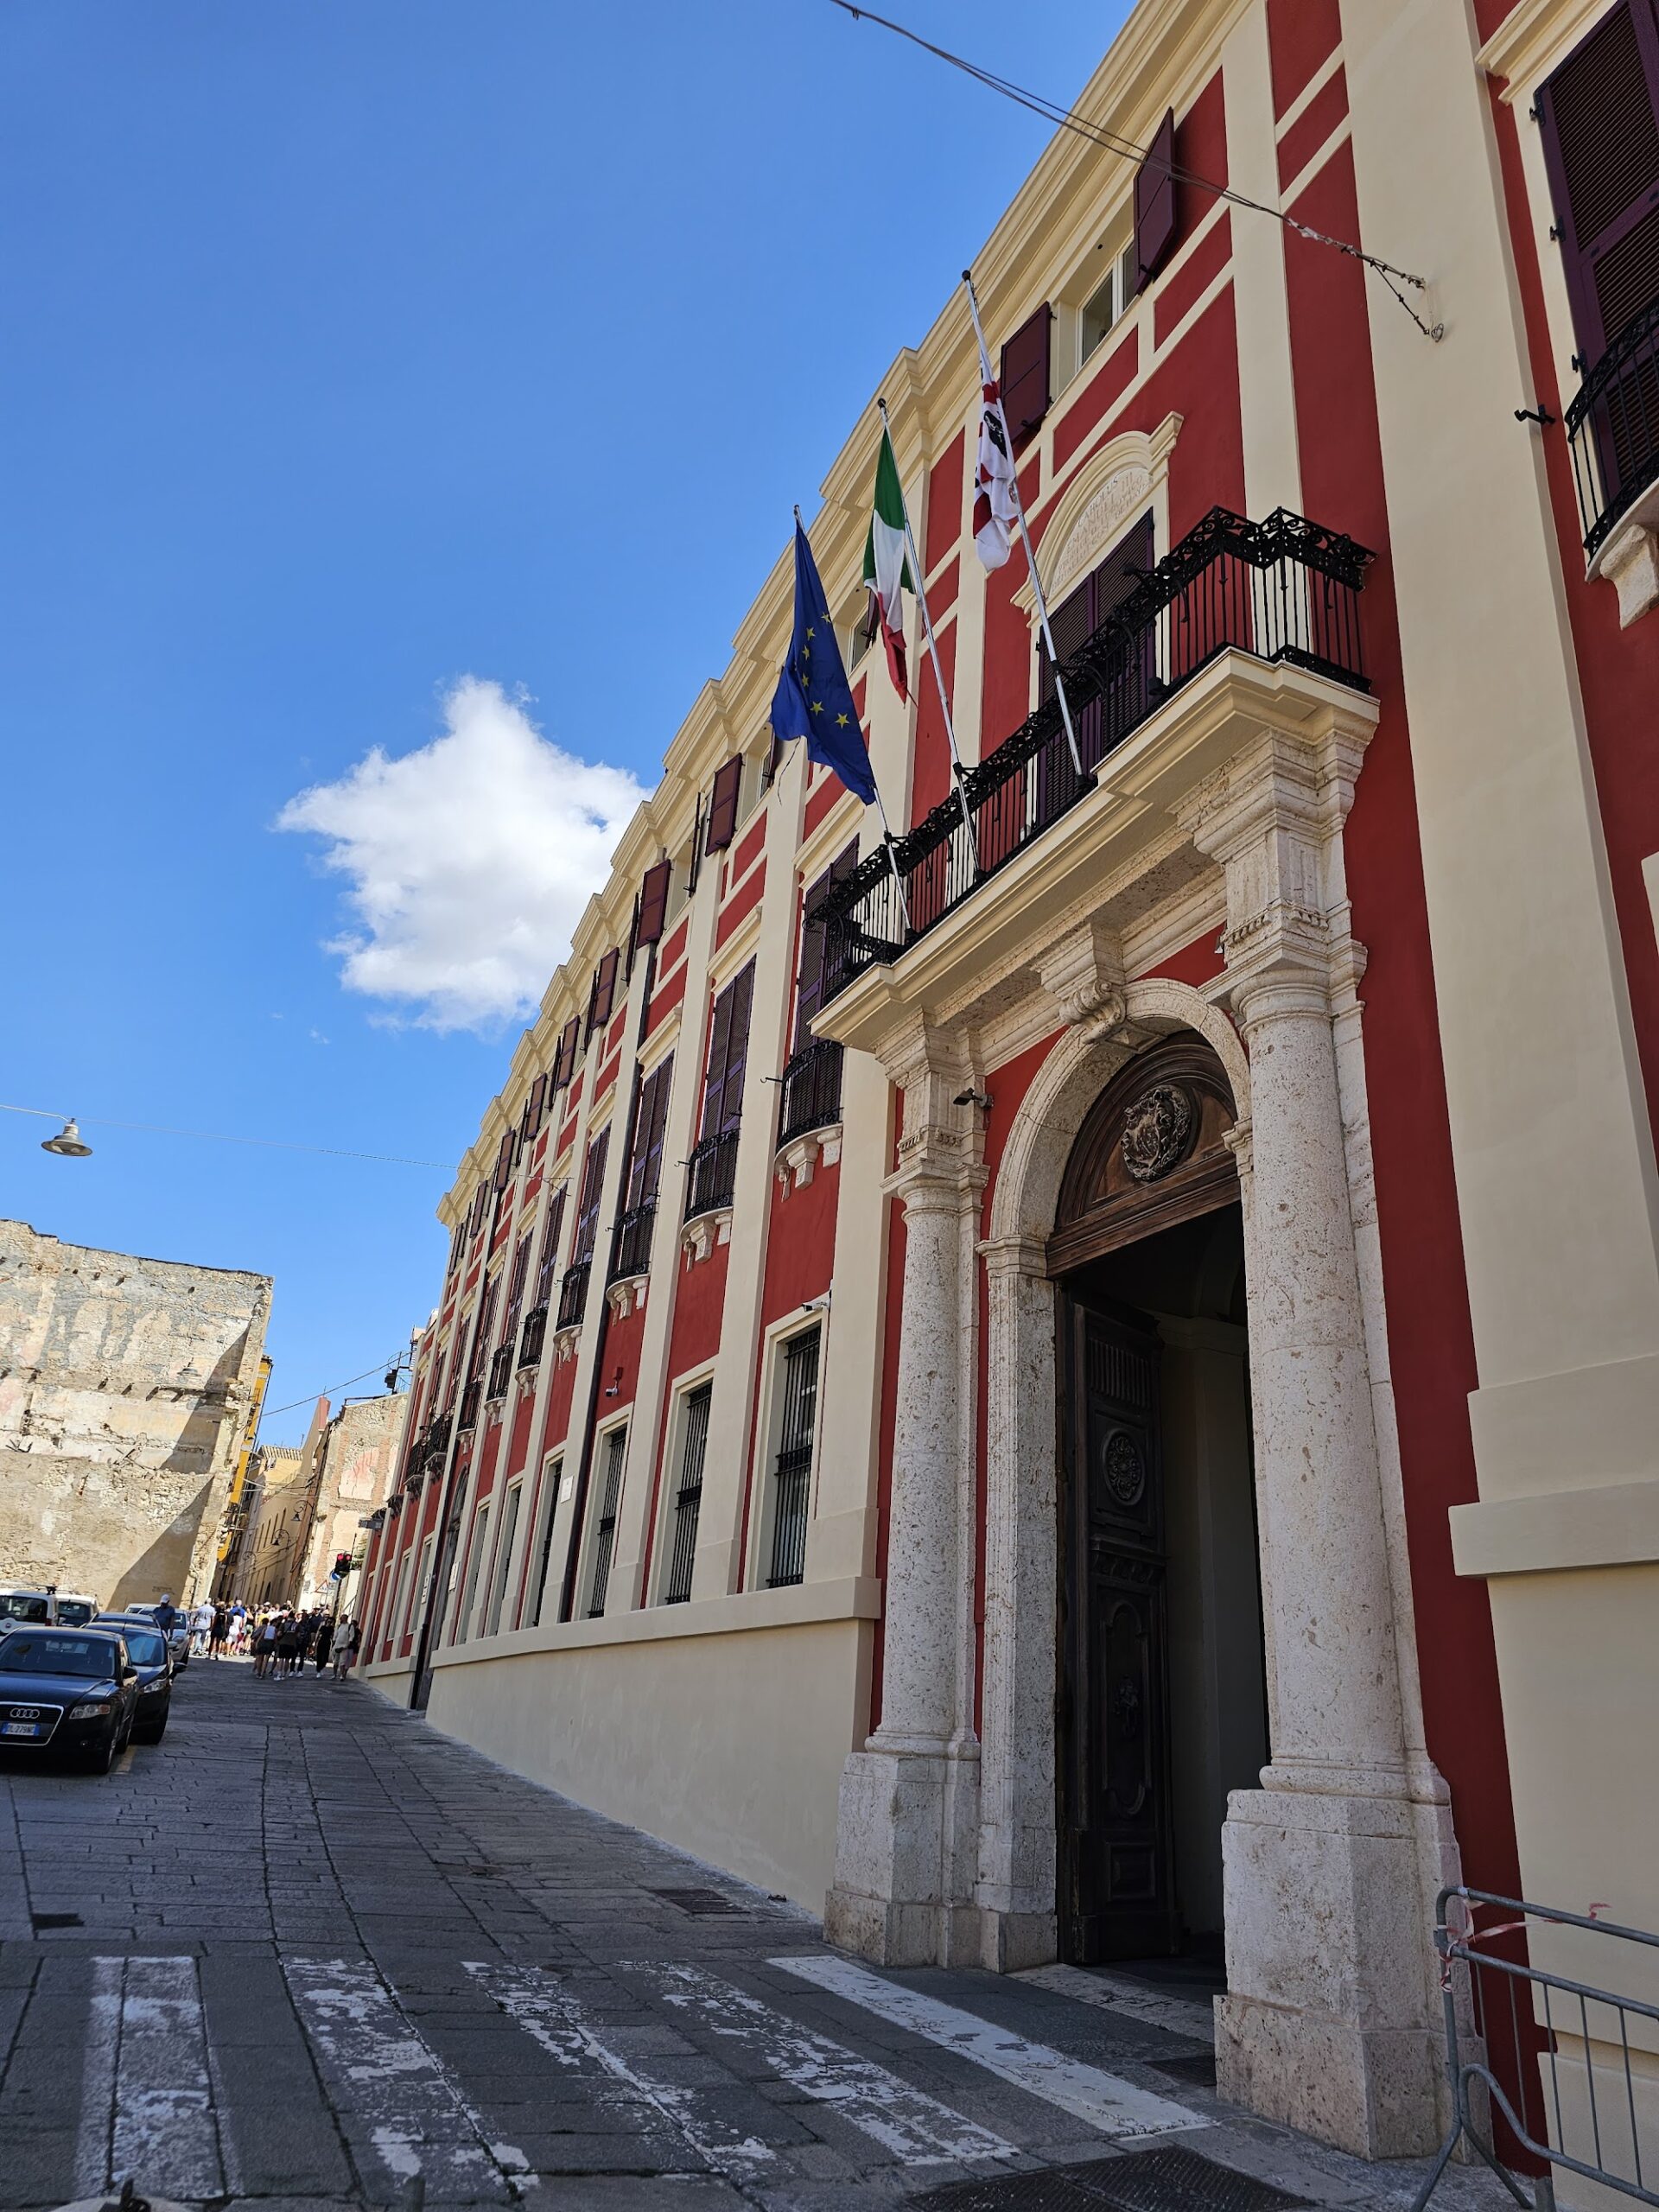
[424,1603,875,1909]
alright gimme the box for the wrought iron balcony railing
[518,1304,547,1370]
[821,507,1371,1003]
[457,1379,481,1433]
[608,1203,657,1283]
[556,1259,591,1332]
[777,1038,844,1147]
[424,1413,451,1468]
[1567,301,1659,560]
[485,1344,513,1401]
[683,1128,739,1221]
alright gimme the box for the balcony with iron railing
[457,1379,481,1433]
[1567,301,1659,563]
[608,1203,657,1284]
[777,1038,844,1148]
[518,1304,547,1370]
[486,1343,514,1401]
[556,1259,591,1332]
[683,1129,739,1222]
[819,507,1371,1007]
[423,1412,451,1469]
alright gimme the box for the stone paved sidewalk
[0,1657,1513,2212]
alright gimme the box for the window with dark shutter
[1000,303,1052,442]
[493,1129,516,1192]
[624,1056,675,1211]
[521,1072,549,1144]
[636,859,672,949]
[586,948,620,1042]
[1038,514,1154,774]
[471,1181,491,1237]
[1135,110,1178,293]
[705,756,743,853]
[552,1017,581,1093]
[795,842,860,1052]
[701,963,754,1139]
[1538,1,1659,363]
[533,1187,566,1309]
[573,1128,610,1265]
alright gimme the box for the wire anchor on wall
[830,0,1445,342]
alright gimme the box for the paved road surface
[0,1657,1508,2211]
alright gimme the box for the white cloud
[276,677,647,1033]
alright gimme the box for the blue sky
[2,0,1126,1444]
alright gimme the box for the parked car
[52,1592,100,1627]
[116,1604,189,1670]
[0,1588,105,1629]
[92,1616,172,1743]
[0,1628,139,1772]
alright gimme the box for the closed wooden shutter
[586,947,620,1041]
[701,963,754,1137]
[625,1055,676,1210]
[573,1128,609,1263]
[521,1072,548,1144]
[636,859,672,948]
[1135,110,1178,293]
[794,842,860,1051]
[493,1130,516,1192]
[472,1181,491,1236]
[534,1187,566,1306]
[1000,303,1052,442]
[1038,514,1154,772]
[1539,1,1659,361]
[553,1017,580,1092]
[705,756,743,852]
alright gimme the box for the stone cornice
[1476,0,1608,93]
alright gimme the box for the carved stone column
[825,1022,982,1966]
[1186,721,1444,2157]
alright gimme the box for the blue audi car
[0,1628,140,1772]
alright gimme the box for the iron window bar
[518,1304,547,1370]
[766,1329,820,1589]
[556,1259,591,1333]
[662,1384,712,1605]
[456,1379,481,1434]
[485,1344,513,1401]
[777,1039,844,1148]
[1567,299,1659,560]
[608,1202,657,1284]
[820,505,1372,1005]
[587,1431,627,1618]
[683,1128,740,1222]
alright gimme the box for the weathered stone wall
[297,1392,406,1612]
[0,1220,272,1607]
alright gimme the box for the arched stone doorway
[1048,1033,1268,1966]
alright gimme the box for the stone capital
[976,1232,1051,1283]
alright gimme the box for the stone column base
[976,1907,1058,1973]
[1215,1786,1443,2158]
[823,1745,982,1966]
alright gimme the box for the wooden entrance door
[1059,1298,1178,1961]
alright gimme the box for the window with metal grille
[662,1383,712,1605]
[587,1427,628,1618]
[766,1329,820,1589]
[485,1480,523,1636]
[528,1458,561,1628]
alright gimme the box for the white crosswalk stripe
[74,1956,225,2202]
[772,1953,1211,2140]
[643,1960,1021,2166]
[284,1955,531,2201]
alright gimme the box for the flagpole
[792,505,912,939]
[962,270,1085,783]
[875,397,981,880]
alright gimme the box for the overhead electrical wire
[829,0,1445,342]
[0,1100,449,1170]
[261,1361,411,1421]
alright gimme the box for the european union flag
[769,519,878,806]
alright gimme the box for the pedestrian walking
[154,1592,178,1639]
[252,1611,279,1678]
[313,1618,334,1672]
[190,1599,214,1655]
[332,1618,359,1680]
[210,1604,230,1658]
[276,1612,303,1679]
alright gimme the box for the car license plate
[2,1721,42,1738]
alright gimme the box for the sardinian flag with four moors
[972,334,1019,571]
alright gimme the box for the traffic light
[331,1552,352,1580]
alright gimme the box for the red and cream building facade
[355,0,1659,2165]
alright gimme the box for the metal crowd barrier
[1415,1886,1659,2212]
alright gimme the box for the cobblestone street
[0,1662,1508,2212]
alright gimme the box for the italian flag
[862,424,914,702]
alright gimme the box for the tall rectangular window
[457,1499,491,1641]
[529,1457,562,1628]
[662,1383,712,1605]
[485,1480,523,1636]
[587,1427,628,1618]
[766,1329,820,1589]
[701,963,754,1140]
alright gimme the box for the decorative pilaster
[825,1020,982,1966]
[1185,721,1445,2156]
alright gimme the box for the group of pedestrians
[248,1605,359,1681]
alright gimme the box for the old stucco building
[237,1393,407,1613]
[0,1219,271,1607]
[357,0,1659,2173]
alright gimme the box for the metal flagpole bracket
[963,270,1086,783]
